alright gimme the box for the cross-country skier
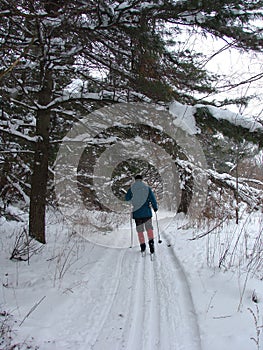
[125,174,158,254]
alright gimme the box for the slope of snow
[0,209,262,350]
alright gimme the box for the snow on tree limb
[176,159,263,209]
[0,127,38,143]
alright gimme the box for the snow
[0,125,38,143]
[1,208,262,350]
[204,105,263,132]
[169,101,263,135]
[169,101,200,135]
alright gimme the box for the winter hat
[134,174,143,180]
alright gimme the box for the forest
[0,1,263,349]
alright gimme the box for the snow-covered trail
[27,246,130,349]
[3,220,202,349]
[2,212,263,350]
[91,248,161,350]
[155,233,202,350]
[59,227,202,349]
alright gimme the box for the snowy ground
[0,208,262,350]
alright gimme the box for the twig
[206,291,217,314]
[189,216,228,241]
[19,296,46,326]
[213,315,232,319]
[248,306,263,350]
[0,36,35,80]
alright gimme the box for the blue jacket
[125,180,158,219]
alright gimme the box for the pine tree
[0,0,262,242]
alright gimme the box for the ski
[150,253,155,261]
[141,251,155,260]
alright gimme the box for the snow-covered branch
[0,127,37,143]
[176,159,263,209]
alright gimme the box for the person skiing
[125,174,158,254]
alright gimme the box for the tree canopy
[0,0,262,242]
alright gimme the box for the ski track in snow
[84,231,202,350]
[19,226,202,349]
[155,234,202,350]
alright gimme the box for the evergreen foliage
[0,0,262,241]
[195,106,263,171]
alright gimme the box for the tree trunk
[29,70,52,244]
[177,174,194,214]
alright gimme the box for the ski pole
[130,212,134,248]
[155,211,162,244]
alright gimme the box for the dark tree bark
[29,69,52,243]
[177,176,194,214]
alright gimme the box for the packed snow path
[2,220,202,349]
[89,243,202,350]
[50,229,202,350]
[2,212,263,350]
